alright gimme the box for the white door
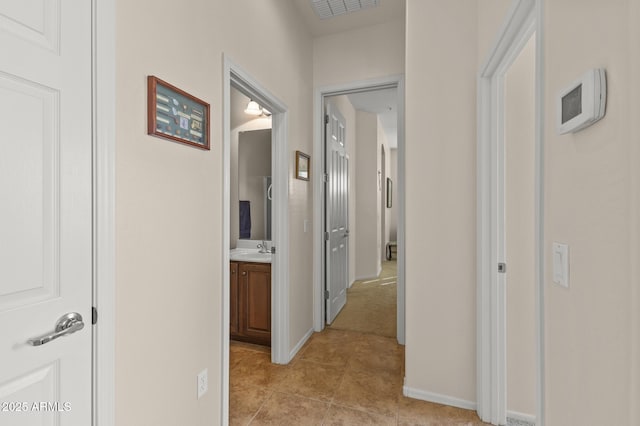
[0,0,93,424]
[325,102,349,324]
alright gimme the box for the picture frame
[147,75,210,150]
[386,177,393,208]
[296,151,310,181]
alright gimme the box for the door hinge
[270,246,276,254]
[92,306,98,325]
[323,173,329,183]
[324,290,330,300]
[325,114,329,125]
[498,263,507,274]
[324,231,329,241]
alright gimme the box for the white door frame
[222,55,290,425]
[313,75,406,345]
[93,0,116,424]
[476,0,543,424]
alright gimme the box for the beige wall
[544,0,637,424]
[328,95,358,285]
[629,2,640,424]
[389,148,398,241]
[504,35,536,418]
[355,110,380,279]
[115,0,312,424]
[404,0,479,402]
[313,19,405,87]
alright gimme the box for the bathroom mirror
[238,129,272,240]
[229,84,273,246]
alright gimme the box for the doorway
[503,34,536,426]
[477,0,543,424]
[313,76,406,345]
[222,57,290,425]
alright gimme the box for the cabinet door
[230,262,239,336]
[239,263,271,345]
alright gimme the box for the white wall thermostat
[557,68,606,134]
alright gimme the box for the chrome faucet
[257,240,269,254]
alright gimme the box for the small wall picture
[296,151,310,181]
[386,177,393,208]
[147,75,210,150]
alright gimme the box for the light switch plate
[552,242,569,288]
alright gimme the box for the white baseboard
[355,274,379,282]
[507,411,536,426]
[288,327,314,362]
[403,386,477,411]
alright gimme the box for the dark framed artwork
[147,75,210,150]
[296,151,310,181]
[386,177,393,208]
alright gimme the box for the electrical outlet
[197,369,208,399]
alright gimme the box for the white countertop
[229,248,272,264]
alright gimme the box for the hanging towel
[239,200,251,239]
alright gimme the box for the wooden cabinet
[230,262,239,335]
[230,261,271,346]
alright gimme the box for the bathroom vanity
[230,260,271,346]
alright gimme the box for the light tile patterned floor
[230,330,490,425]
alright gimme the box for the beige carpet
[328,261,397,338]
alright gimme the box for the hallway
[229,329,488,425]
[329,261,397,338]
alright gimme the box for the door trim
[93,0,116,424]
[312,75,406,345]
[222,55,290,425]
[476,0,543,424]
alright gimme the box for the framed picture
[147,75,210,150]
[296,151,310,181]
[386,177,393,208]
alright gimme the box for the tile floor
[230,329,489,425]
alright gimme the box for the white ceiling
[347,88,398,148]
[291,0,405,37]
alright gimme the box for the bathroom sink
[230,248,272,263]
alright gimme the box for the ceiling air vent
[311,0,379,19]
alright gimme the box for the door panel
[240,263,271,345]
[0,0,60,52]
[0,75,59,311]
[325,102,349,324]
[0,0,92,424]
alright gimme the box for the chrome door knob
[28,312,85,347]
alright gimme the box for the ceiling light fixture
[311,0,379,19]
[244,100,262,116]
